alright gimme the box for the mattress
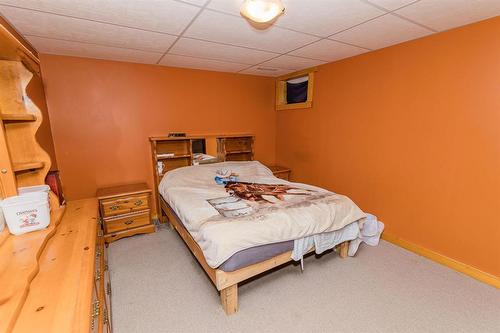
[159,161,365,268]
[219,240,294,271]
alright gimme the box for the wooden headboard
[149,134,254,219]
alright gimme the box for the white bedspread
[159,161,366,268]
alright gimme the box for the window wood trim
[275,67,316,111]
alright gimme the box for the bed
[157,160,368,314]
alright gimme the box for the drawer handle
[134,200,143,206]
[124,220,134,225]
[109,205,120,211]
[91,300,100,330]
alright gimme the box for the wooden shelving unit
[0,19,111,333]
[150,137,193,218]
[0,59,51,196]
[217,135,254,161]
[0,113,36,123]
[12,161,45,172]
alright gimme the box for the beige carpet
[108,226,500,333]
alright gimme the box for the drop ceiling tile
[0,0,199,35]
[159,54,249,72]
[205,0,240,15]
[240,66,294,77]
[0,6,177,53]
[364,0,418,11]
[290,39,369,62]
[179,0,209,6]
[276,0,386,37]
[395,0,500,31]
[169,38,277,65]
[208,0,385,37]
[260,55,326,70]
[27,36,162,64]
[184,10,319,53]
[331,13,433,49]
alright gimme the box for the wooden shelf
[1,113,36,123]
[157,154,191,160]
[226,150,252,155]
[12,161,44,173]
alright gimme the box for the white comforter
[159,161,366,268]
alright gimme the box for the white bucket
[18,185,51,211]
[18,185,51,196]
[1,191,50,235]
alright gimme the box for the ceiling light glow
[240,0,285,23]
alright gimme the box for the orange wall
[276,17,500,277]
[40,55,276,200]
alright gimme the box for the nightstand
[96,183,155,244]
[268,165,291,181]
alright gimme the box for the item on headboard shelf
[157,161,164,175]
[157,153,175,158]
[193,153,218,165]
[168,132,186,137]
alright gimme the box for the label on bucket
[17,208,40,228]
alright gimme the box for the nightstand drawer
[101,194,149,217]
[104,211,151,233]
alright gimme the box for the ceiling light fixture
[240,0,285,24]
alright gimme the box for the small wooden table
[96,183,155,244]
[267,165,291,181]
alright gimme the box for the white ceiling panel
[159,54,249,72]
[183,10,319,53]
[240,66,294,77]
[290,39,369,62]
[276,0,385,37]
[27,36,162,64]
[364,0,418,11]
[180,0,209,6]
[331,13,433,50]
[0,6,177,52]
[205,0,241,15]
[0,0,199,35]
[170,38,277,65]
[208,0,385,37]
[395,0,500,32]
[260,55,326,70]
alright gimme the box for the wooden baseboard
[382,232,499,289]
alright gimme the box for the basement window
[276,67,316,110]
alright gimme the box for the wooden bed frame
[160,197,349,315]
[151,134,350,314]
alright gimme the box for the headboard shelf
[156,154,192,160]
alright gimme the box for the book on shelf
[157,153,175,158]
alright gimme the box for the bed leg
[162,211,174,230]
[339,241,349,258]
[220,284,238,315]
